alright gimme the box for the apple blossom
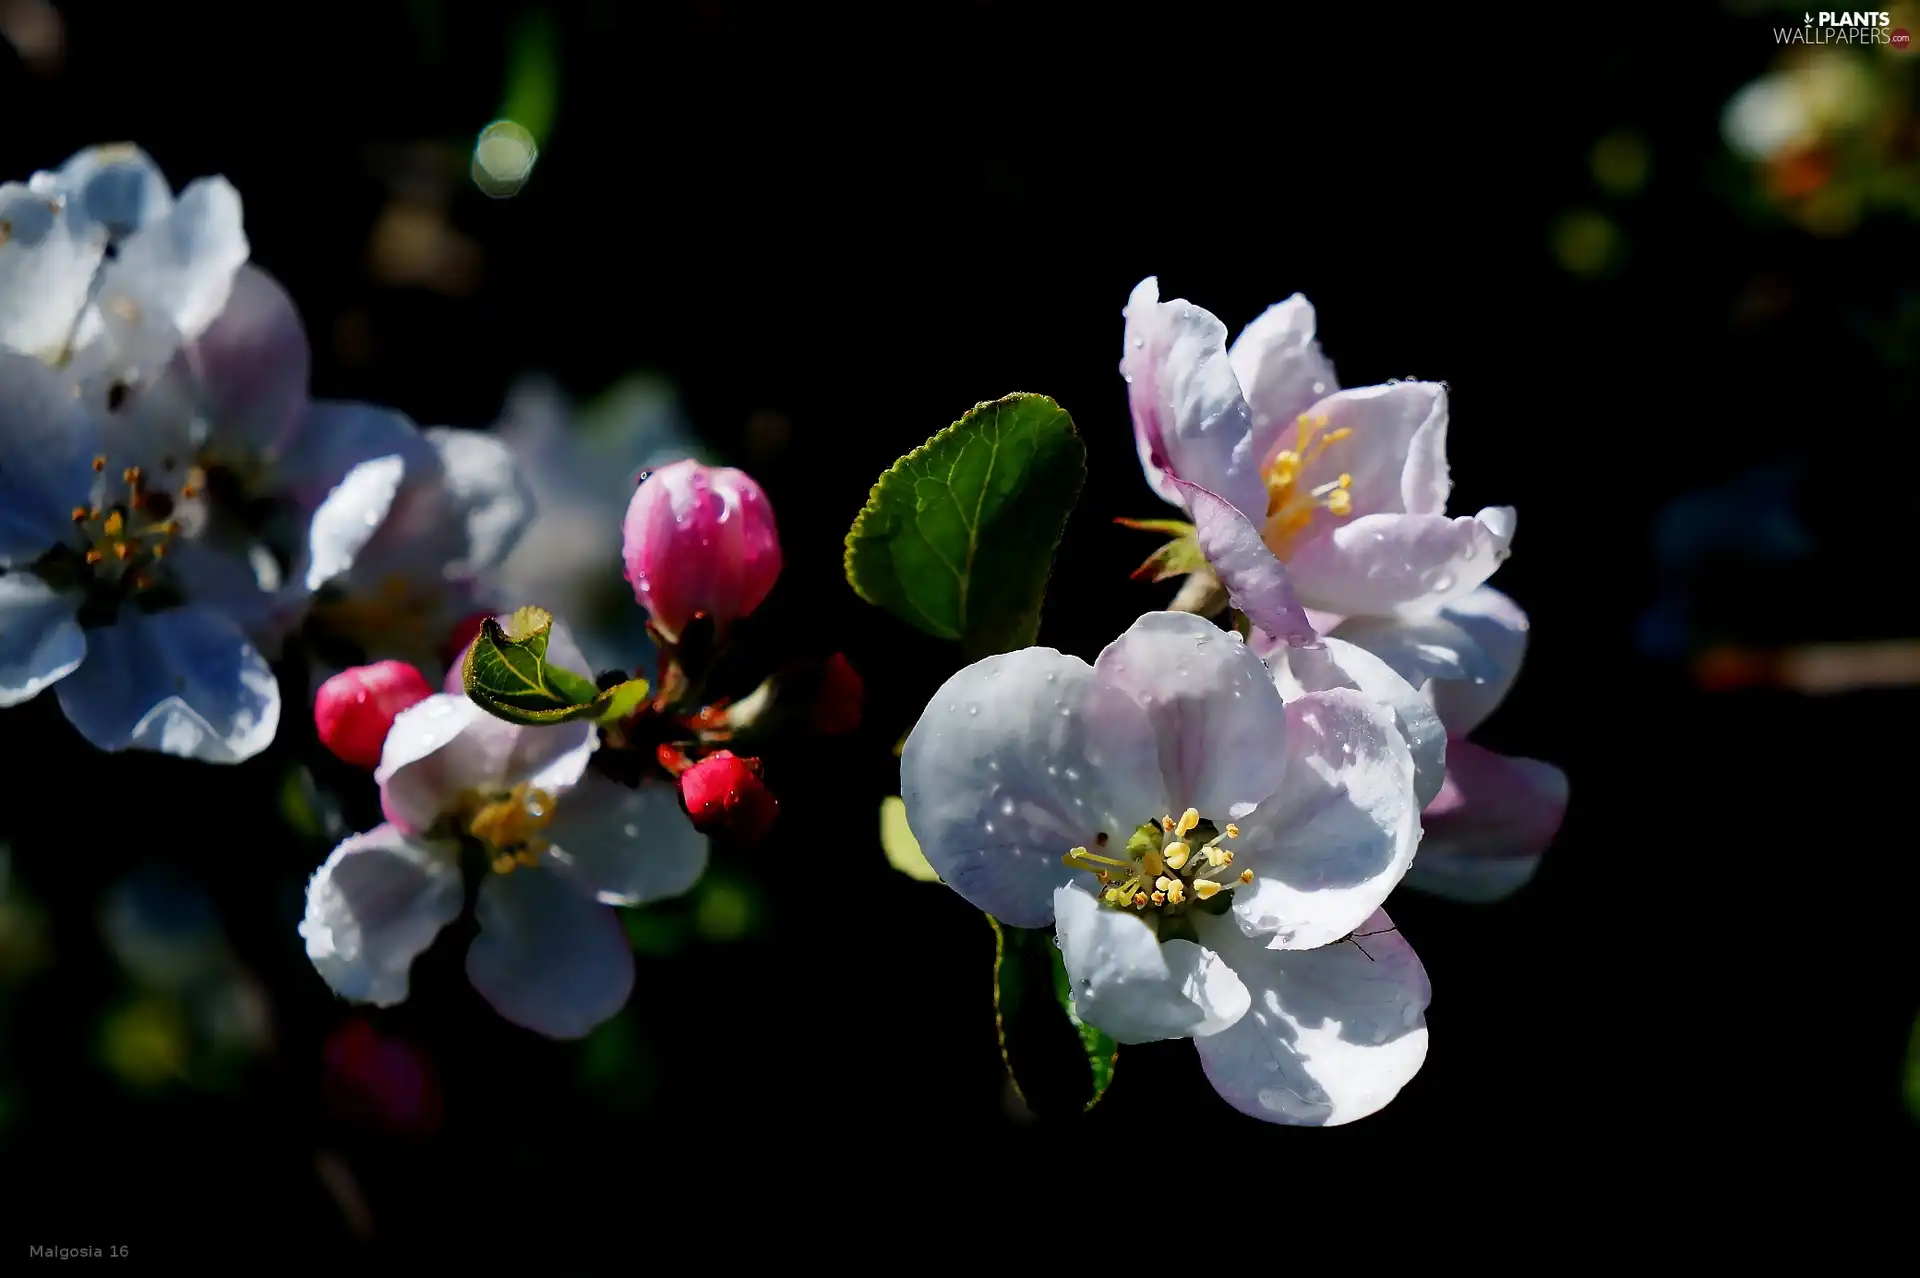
[300,624,707,1038]
[900,610,1430,1126]
[1122,277,1515,625]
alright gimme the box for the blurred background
[2,0,1916,1257]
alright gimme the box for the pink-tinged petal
[1092,610,1291,822]
[1270,382,1449,522]
[183,264,310,458]
[1192,907,1429,1126]
[1332,586,1530,737]
[1272,636,1447,810]
[900,646,1165,928]
[376,694,595,834]
[1176,479,1319,651]
[1404,742,1567,904]
[1229,294,1341,469]
[1053,884,1249,1044]
[1121,277,1266,520]
[1285,506,1516,617]
[1229,688,1421,949]
[467,863,634,1040]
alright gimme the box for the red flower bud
[677,750,778,842]
[315,661,435,770]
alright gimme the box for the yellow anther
[1155,876,1177,893]
[1239,869,1255,884]
[1095,870,1111,884]
[1161,815,1176,832]
[1193,880,1223,900]
[1204,846,1231,868]
[490,854,515,875]
[1066,845,1088,860]
[102,510,124,537]
[122,465,142,486]
[70,506,88,523]
[1224,823,1240,840]
[1141,846,1165,879]
[1164,879,1186,905]
[1162,842,1190,871]
[91,454,106,473]
[1326,489,1352,516]
[113,542,132,560]
[1132,893,1150,910]
[84,548,103,565]
[1150,891,1166,907]
[1177,808,1200,836]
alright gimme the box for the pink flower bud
[677,750,778,843]
[315,661,434,770]
[622,460,781,642]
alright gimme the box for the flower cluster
[892,278,1567,1126]
[0,144,529,761]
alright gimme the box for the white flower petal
[1272,635,1446,809]
[0,574,83,707]
[468,864,634,1040]
[1286,506,1516,617]
[1229,293,1340,470]
[1091,610,1290,820]
[424,427,535,574]
[1230,688,1420,949]
[0,349,107,555]
[1054,884,1248,1044]
[377,695,595,834]
[299,824,464,1007]
[97,175,248,343]
[0,182,102,361]
[900,646,1164,928]
[548,774,709,906]
[1193,907,1429,1126]
[304,454,408,591]
[54,606,280,762]
[1276,382,1449,522]
[45,144,173,240]
[1122,277,1267,520]
[1332,586,1530,737]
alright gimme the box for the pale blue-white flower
[299,625,705,1039]
[901,610,1430,1126]
[0,349,280,761]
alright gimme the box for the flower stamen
[1263,413,1358,556]
[1064,807,1257,919]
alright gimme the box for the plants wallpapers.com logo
[1775,11,1913,46]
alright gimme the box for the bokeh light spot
[472,120,538,199]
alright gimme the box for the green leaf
[988,917,1118,1116]
[463,605,650,726]
[879,796,940,883]
[845,393,1086,659]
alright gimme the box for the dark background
[3,0,1916,1260]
